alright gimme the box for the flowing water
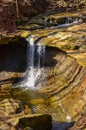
[12,16,83,129]
[20,35,46,89]
[19,16,80,89]
[57,17,82,27]
[25,35,35,88]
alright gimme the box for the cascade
[57,17,81,27]
[20,35,46,89]
[25,35,35,88]
[35,45,45,83]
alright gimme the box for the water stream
[57,17,82,27]
[21,35,46,89]
[23,16,80,88]
[25,35,35,88]
[12,17,82,129]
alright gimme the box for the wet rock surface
[9,46,86,123]
[0,98,52,130]
[24,11,86,68]
[0,11,86,129]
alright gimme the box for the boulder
[0,113,52,130]
[0,98,52,130]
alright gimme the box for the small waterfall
[22,35,45,89]
[57,17,81,28]
[35,45,45,80]
[25,35,35,88]
[35,45,46,88]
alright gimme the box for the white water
[35,45,45,81]
[57,17,82,28]
[22,35,45,89]
[25,35,35,88]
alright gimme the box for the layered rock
[11,46,86,122]
[0,38,27,90]
[18,12,86,122]
[0,98,52,130]
[22,11,86,67]
[0,11,86,125]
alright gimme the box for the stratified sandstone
[0,98,52,130]
[0,10,86,125]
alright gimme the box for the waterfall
[57,17,81,28]
[34,45,46,88]
[25,35,35,89]
[35,45,45,80]
[22,35,45,89]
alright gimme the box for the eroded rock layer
[0,98,52,130]
[9,46,86,122]
[0,11,86,125]
[29,47,86,122]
